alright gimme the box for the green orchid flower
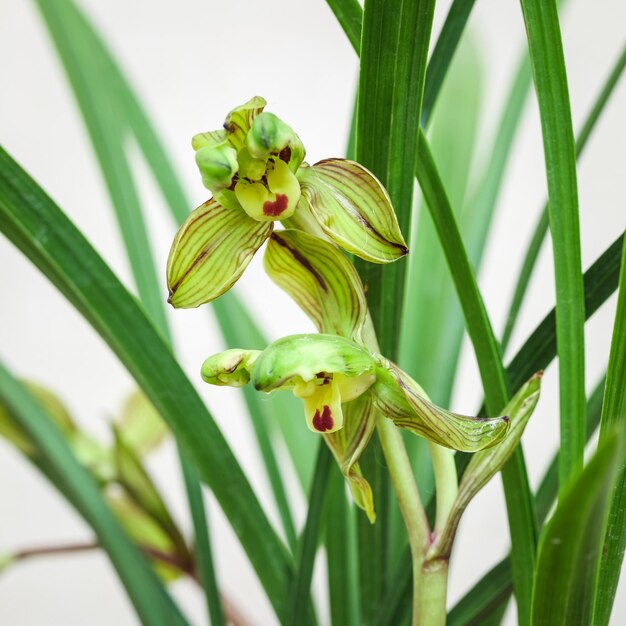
[166,96,408,308]
[201,333,509,522]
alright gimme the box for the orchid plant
[167,99,541,611]
[2,2,626,626]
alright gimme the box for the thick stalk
[417,558,449,626]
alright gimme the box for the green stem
[417,558,449,626]
[376,417,429,626]
[429,443,457,535]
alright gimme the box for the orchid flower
[201,333,510,523]
[166,97,407,308]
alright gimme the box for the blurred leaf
[108,494,185,582]
[0,362,190,626]
[113,428,190,562]
[531,432,623,625]
[0,147,295,622]
[501,41,626,352]
[118,390,169,457]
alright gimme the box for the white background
[1,0,625,624]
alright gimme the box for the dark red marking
[312,405,334,432]
[279,147,292,163]
[263,193,289,216]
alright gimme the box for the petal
[201,349,261,387]
[298,159,408,263]
[247,112,306,171]
[251,334,376,393]
[264,229,367,342]
[324,393,377,522]
[191,128,229,151]
[430,373,542,558]
[195,145,239,193]
[166,198,272,308]
[372,359,510,452]
[223,96,267,151]
[266,160,301,212]
[300,379,344,433]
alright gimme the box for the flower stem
[429,442,458,535]
[417,558,449,626]
[376,416,430,624]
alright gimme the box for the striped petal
[298,159,408,263]
[264,230,368,342]
[372,359,510,452]
[323,392,377,523]
[222,96,267,151]
[166,198,272,308]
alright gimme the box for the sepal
[264,230,368,343]
[372,359,510,452]
[166,198,272,308]
[298,159,408,263]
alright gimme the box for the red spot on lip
[312,405,334,432]
[263,193,288,216]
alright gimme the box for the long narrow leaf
[326,466,360,626]
[0,363,190,626]
[286,445,333,626]
[519,0,586,492]
[0,147,295,622]
[34,4,226,619]
[594,236,626,625]
[531,433,623,625]
[354,2,435,622]
[501,42,626,352]
[415,133,537,623]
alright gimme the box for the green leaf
[325,465,360,626]
[355,2,436,619]
[37,0,312,540]
[594,236,626,625]
[519,0,586,492]
[298,159,408,264]
[32,5,225,622]
[166,198,272,308]
[507,234,624,393]
[0,363,190,626]
[286,444,334,626]
[531,432,623,625]
[264,229,368,342]
[0,147,294,622]
[501,42,626,352]
[113,429,189,561]
[325,0,362,54]
[415,133,537,622]
[400,33,483,407]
